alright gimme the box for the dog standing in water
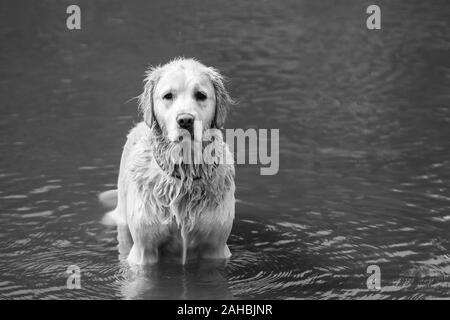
[100,58,235,265]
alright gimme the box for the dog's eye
[195,91,207,101]
[163,93,173,100]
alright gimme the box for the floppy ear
[139,65,162,128]
[207,67,234,129]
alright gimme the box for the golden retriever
[102,58,235,265]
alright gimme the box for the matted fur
[129,124,235,232]
[107,58,236,265]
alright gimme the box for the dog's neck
[149,125,218,182]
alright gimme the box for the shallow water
[0,0,449,299]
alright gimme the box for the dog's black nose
[176,114,194,129]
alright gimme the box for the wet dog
[100,58,235,265]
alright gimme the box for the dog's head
[139,58,233,142]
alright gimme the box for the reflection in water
[0,0,449,299]
[113,224,233,299]
[118,259,232,300]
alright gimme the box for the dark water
[1,0,449,299]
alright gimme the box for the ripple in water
[0,0,449,299]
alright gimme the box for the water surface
[0,0,449,299]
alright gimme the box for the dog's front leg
[199,220,233,260]
[200,243,232,260]
[117,224,133,261]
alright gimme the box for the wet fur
[106,58,235,265]
[110,123,235,265]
